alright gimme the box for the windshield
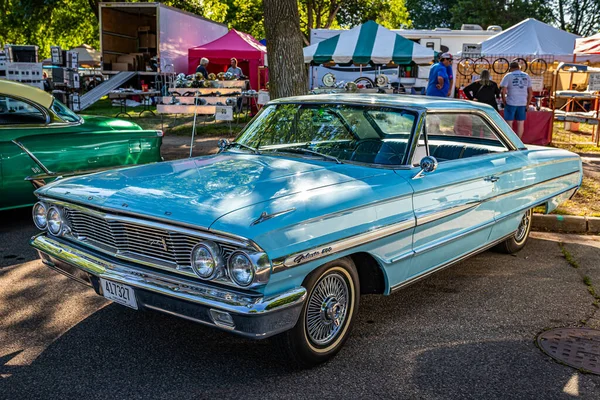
[50,99,80,123]
[235,103,418,166]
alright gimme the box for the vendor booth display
[188,29,267,91]
[303,20,435,91]
[456,19,590,145]
[549,63,600,146]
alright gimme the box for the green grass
[552,122,600,154]
[82,97,248,136]
[559,242,580,269]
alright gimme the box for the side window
[0,96,47,126]
[424,113,508,162]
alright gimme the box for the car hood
[36,153,385,230]
[79,115,143,131]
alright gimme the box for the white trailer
[99,2,228,74]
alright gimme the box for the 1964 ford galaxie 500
[30,94,582,367]
[0,80,162,211]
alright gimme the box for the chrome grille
[64,208,237,274]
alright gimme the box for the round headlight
[47,207,62,236]
[228,251,255,287]
[191,241,222,279]
[32,202,48,229]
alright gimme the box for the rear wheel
[274,257,359,368]
[494,208,533,254]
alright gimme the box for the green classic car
[0,80,163,211]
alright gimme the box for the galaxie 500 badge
[284,246,333,267]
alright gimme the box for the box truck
[99,2,228,74]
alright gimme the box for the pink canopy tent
[188,29,267,90]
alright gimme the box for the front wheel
[494,208,533,254]
[274,257,360,368]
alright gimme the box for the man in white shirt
[500,62,533,139]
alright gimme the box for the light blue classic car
[30,94,582,367]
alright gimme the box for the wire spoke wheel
[529,58,548,75]
[306,273,349,346]
[473,57,491,74]
[492,58,510,74]
[457,58,475,76]
[514,208,532,244]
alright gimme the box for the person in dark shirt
[195,57,209,79]
[464,69,500,111]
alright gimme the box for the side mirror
[218,138,230,151]
[413,156,438,179]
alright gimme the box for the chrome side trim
[278,217,415,270]
[413,219,495,255]
[416,202,479,226]
[272,173,581,273]
[390,232,516,293]
[11,140,53,174]
[485,170,581,204]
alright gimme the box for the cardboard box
[117,55,136,70]
[139,33,156,49]
[112,62,130,71]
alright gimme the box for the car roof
[269,93,494,112]
[0,80,53,108]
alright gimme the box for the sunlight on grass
[552,122,600,153]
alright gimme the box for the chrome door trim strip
[296,192,413,227]
[390,232,516,293]
[273,217,416,271]
[413,219,495,255]
[484,170,581,204]
[416,202,479,226]
[11,140,53,175]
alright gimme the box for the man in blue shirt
[426,53,453,97]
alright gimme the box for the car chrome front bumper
[31,234,306,339]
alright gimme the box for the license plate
[100,278,138,310]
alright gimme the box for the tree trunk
[263,0,308,99]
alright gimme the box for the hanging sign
[589,73,600,91]
[257,90,270,105]
[215,105,233,121]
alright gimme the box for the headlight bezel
[191,241,224,280]
[32,202,48,230]
[227,250,256,287]
[46,206,63,236]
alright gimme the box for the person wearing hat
[426,53,453,97]
[500,61,532,138]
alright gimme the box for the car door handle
[484,175,500,183]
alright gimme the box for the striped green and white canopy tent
[304,20,435,65]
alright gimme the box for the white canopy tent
[479,18,599,62]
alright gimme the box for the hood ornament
[251,208,296,226]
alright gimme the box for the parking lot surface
[1,206,600,399]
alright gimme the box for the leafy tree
[552,0,600,36]
[449,0,553,29]
[405,0,457,29]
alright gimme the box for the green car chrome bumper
[31,234,306,339]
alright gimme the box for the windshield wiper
[223,141,260,154]
[274,147,342,164]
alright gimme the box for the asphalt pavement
[1,206,599,399]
